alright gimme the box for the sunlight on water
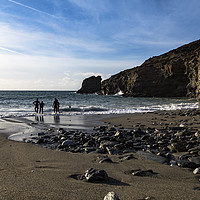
[0,91,198,118]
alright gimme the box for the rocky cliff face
[101,39,200,98]
[77,76,102,94]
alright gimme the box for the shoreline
[104,108,200,129]
[0,109,200,199]
[2,108,200,138]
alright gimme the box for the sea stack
[77,75,102,94]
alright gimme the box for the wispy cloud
[68,0,110,19]
[7,0,62,19]
[1,0,200,90]
[0,20,116,58]
[7,0,66,20]
[0,46,24,55]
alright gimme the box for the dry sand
[0,110,200,200]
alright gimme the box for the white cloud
[2,0,199,91]
[0,52,140,90]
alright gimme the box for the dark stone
[61,140,75,147]
[107,127,117,132]
[83,147,97,153]
[132,169,156,176]
[99,157,113,163]
[144,136,155,145]
[106,146,122,155]
[77,76,102,94]
[38,132,45,136]
[124,169,158,177]
[95,126,108,132]
[119,154,136,161]
[136,151,168,164]
[168,142,187,152]
[194,187,200,191]
[177,160,198,169]
[188,157,200,165]
[133,128,146,136]
[80,168,109,182]
[36,138,45,144]
[83,140,95,147]
[58,128,65,134]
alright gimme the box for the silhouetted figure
[33,98,40,113]
[53,98,59,113]
[40,101,44,114]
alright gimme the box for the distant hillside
[101,39,200,98]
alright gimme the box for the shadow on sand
[68,174,130,186]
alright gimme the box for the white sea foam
[114,90,124,96]
[0,91,198,118]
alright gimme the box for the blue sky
[0,0,200,90]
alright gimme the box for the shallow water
[1,114,109,142]
[0,91,198,118]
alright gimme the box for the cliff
[77,76,102,94]
[101,39,200,98]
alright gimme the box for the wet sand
[0,110,200,199]
[104,109,200,130]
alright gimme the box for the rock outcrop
[77,76,102,94]
[101,39,200,98]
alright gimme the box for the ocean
[0,91,198,118]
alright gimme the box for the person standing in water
[33,98,40,113]
[40,101,44,114]
[53,98,59,113]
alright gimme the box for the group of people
[33,98,60,114]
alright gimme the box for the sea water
[0,90,198,118]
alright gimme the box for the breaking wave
[0,91,198,118]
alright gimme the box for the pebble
[99,157,113,163]
[27,109,200,171]
[61,140,75,147]
[131,169,157,177]
[119,154,136,161]
[193,167,200,174]
[103,192,120,200]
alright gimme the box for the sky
[0,0,200,90]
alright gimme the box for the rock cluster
[28,120,200,170]
[101,39,200,98]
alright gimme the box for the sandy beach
[0,110,200,200]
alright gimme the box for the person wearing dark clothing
[33,98,40,113]
[40,101,44,114]
[53,98,59,113]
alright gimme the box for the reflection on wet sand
[54,115,60,124]
[3,114,108,142]
[35,115,44,122]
